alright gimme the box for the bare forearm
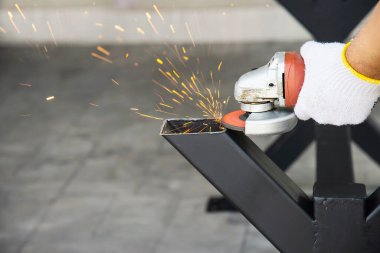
[346,2,380,79]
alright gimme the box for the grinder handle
[284,52,305,107]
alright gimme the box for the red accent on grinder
[284,52,305,107]
[221,110,246,131]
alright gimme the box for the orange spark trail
[19,83,32,87]
[169,24,175,33]
[31,23,37,32]
[146,12,159,34]
[135,112,163,120]
[46,96,55,101]
[218,61,223,72]
[46,21,57,46]
[111,79,120,86]
[114,25,125,32]
[15,4,26,20]
[137,27,145,35]
[20,113,32,117]
[8,11,20,33]
[91,52,113,64]
[96,46,110,56]
[153,4,165,23]
[185,22,195,47]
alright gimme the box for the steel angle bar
[265,120,314,170]
[161,118,314,253]
[365,188,380,253]
[352,118,380,167]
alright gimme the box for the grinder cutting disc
[222,110,247,132]
[222,109,298,135]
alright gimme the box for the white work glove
[294,41,380,125]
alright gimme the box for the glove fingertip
[300,41,318,56]
[294,106,311,121]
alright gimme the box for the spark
[172,98,181,104]
[114,25,125,32]
[111,78,120,86]
[95,22,103,27]
[159,103,173,109]
[156,58,164,65]
[31,23,37,32]
[181,47,187,54]
[172,90,184,99]
[91,52,113,64]
[46,96,55,101]
[135,112,163,120]
[169,24,175,33]
[18,83,32,87]
[15,4,26,20]
[96,46,110,56]
[130,108,139,111]
[0,26,6,34]
[8,11,20,33]
[137,27,145,35]
[218,61,223,72]
[153,4,165,23]
[46,21,57,46]
[172,70,180,78]
[89,102,99,107]
[183,56,189,61]
[153,79,173,93]
[146,12,159,34]
[125,53,129,59]
[20,113,32,117]
[185,22,195,47]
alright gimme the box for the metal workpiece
[265,120,314,170]
[276,0,378,42]
[352,119,380,167]
[365,188,380,253]
[313,183,367,253]
[315,125,354,184]
[161,118,314,253]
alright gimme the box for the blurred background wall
[0,0,316,45]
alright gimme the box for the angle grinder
[222,52,305,135]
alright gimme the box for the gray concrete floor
[0,42,379,253]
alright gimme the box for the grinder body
[222,51,305,135]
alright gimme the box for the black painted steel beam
[161,119,314,253]
[315,125,354,183]
[265,120,314,170]
[365,188,380,253]
[275,0,377,42]
[352,119,380,166]
[313,183,367,253]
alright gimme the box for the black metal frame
[162,119,380,253]
[162,1,380,252]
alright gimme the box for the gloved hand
[294,41,380,125]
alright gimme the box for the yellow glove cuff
[341,42,380,84]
